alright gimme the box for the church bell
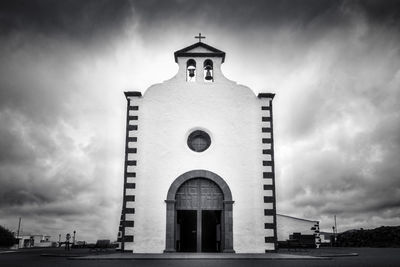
[204,65,213,80]
[187,66,196,78]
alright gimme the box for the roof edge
[277,213,319,223]
[174,42,226,63]
[258,93,275,99]
[124,91,142,99]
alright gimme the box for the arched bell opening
[186,59,196,82]
[203,59,214,82]
[164,170,234,253]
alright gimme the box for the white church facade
[117,38,277,253]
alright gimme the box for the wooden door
[175,178,223,252]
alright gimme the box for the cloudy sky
[1,0,400,242]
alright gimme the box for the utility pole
[17,217,21,249]
[334,215,338,246]
[334,215,338,235]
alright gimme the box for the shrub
[0,226,17,247]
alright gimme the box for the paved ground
[72,252,326,260]
[0,247,400,267]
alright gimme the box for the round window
[187,130,211,152]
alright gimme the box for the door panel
[176,179,199,210]
[201,210,221,252]
[176,178,223,210]
[200,180,223,210]
[177,210,197,252]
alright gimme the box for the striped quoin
[258,93,277,252]
[117,91,141,252]
[314,222,321,247]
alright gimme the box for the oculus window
[187,130,211,152]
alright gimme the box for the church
[116,35,277,253]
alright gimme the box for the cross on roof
[195,33,206,43]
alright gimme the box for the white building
[276,214,321,248]
[117,38,277,253]
[15,234,52,248]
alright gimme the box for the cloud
[274,2,400,231]
[0,0,134,43]
[0,2,130,240]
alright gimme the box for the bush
[337,226,400,247]
[0,226,17,247]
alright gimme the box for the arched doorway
[165,170,234,253]
[176,178,222,252]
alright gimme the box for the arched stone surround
[164,169,235,253]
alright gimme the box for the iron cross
[195,33,206,42]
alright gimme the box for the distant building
[276,214,321,248]
[319,231,333,245]
[15,234,54,248]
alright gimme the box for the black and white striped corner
[258,93,277,252]
[118,91,141,252]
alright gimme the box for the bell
[187,65,196,78]
[205,69,213,80]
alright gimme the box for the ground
[1,247,400,267]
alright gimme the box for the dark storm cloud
[129,0,400,40]
[1,0,399,47]
[0,0,128,240]
[132,0,339,27]
[274,6,400,230]
[0,0,133,42]
[0,111,90,208]
[1,0,399,36]
[360,0,400,23]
